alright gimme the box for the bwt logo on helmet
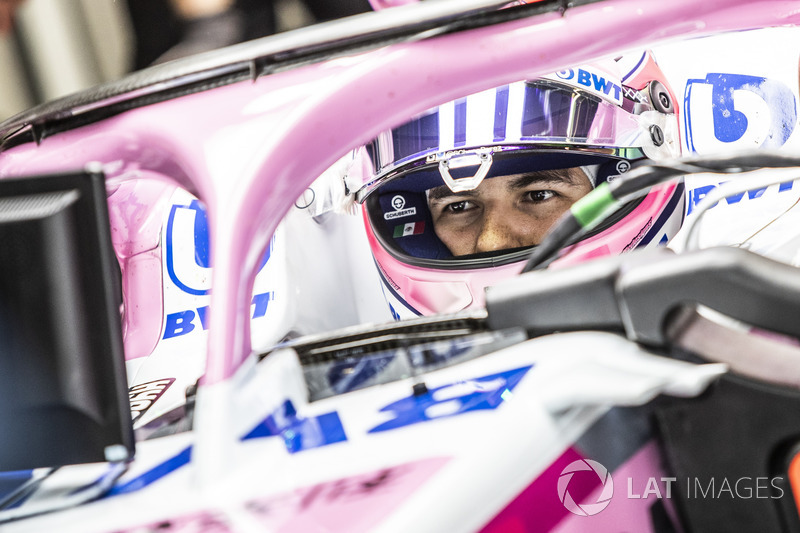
[552,68,622,105]
[558,459,614,516]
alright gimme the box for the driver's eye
[527,190,556,202]
[445,200,473,213]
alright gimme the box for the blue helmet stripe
[493,85,509,141]
[454,97,468,147]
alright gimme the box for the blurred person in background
[0,0,24,33]
[128,0,372,69]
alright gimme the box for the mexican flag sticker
[393,221,425,237]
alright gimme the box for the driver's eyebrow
[507,169,579,189]
[427,169,583,202]
[427,186,479,202]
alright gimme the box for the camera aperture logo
[557,459,614,516]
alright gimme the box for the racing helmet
[346,52,685,318]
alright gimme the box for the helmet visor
[364,150,631,268]
[352,79,659,199]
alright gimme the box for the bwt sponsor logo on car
[165,199,273,296]
[687,180,795,215]
[557,460,786,517]
[683,73,796,153]
[163,291,274,339]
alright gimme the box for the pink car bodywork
[1,0,793,383]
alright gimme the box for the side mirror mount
[0,168,133,471]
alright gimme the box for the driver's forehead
[426,167,591,200]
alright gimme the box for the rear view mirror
[0,169,133,471]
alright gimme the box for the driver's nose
[475,212,525,253]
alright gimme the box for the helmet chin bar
[433,148,494,192]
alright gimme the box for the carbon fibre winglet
[485,246,800,346]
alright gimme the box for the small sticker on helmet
[546,66,622,105]
[385,208,417,220]
[393,221,425,237]
[622,217,653,252]
[384,194,417,219]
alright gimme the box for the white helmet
[346,52,685,318]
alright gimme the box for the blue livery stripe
[107,446,192,496]
[242,400,347,453]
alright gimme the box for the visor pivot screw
[649,80,673,113]
[649,125,665,147]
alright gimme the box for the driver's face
[427,168,593,256]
